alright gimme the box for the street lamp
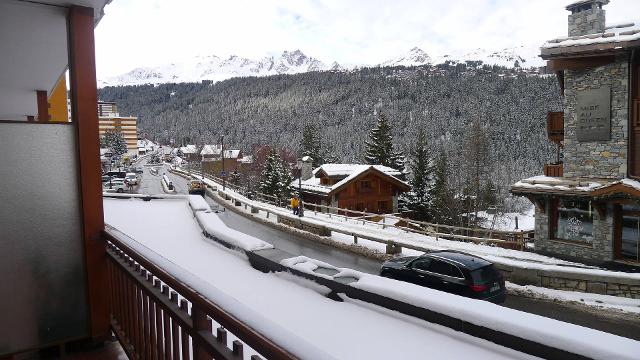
[221,135,226,190]
[296,158,303,217]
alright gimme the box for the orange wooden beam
[68,5,109,341]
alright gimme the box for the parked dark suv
[380,251,506,303]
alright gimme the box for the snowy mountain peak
[381,47,432,67]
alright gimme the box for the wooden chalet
[294,164,410,214]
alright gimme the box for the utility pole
[298,160,303,217]
[221,135,226,190]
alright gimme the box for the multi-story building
[97,101,138,156]
[512,0,640,264]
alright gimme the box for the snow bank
[279,256,640,360]
[188,194,211,212]
[162,174,175,193]
[195,212,273,252]
[508,282,640,315]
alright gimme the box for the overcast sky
[95,0,640,78]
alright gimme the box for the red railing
[104,231,296,360]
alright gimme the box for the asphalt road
[133,161,640,340]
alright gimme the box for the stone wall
[563,55,629,179]
[498,263,640,299]
[533,200,614,262]
[568,6,606,37]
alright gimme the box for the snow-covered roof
[200,144,222,155]
[565,0,608,11]
[296,164,409,196]
[541,20,640,58]
[223,149,241,159]
[238,155,253,164]
[180,144,197,154]
[512,175,640,197]
[313,163,402,178]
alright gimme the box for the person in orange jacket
[291,196,300,215]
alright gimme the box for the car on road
[124,172,139,185]
[105,171,126,179]
[103,178,127,193]
[101,175,113,184]
[188,179,206,196]
[135,166,144,174]
[380,251,506,303]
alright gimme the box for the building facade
[296,164,410,214]
[512,0,640,264]
[98,101,138,156]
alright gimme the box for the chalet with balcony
[294,164,410,214]
[512,0,640,264]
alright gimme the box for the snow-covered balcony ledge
[511,175,640,198]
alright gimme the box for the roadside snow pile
[188,194,211,212]
[508,282,640,315]
[280,256,640,360]
[195,212,273,251]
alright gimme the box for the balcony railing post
[192,305,213,360]
[180,299,191,360]
[154,279,166,359]
[170,292,181,360]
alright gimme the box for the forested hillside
[99,63,562,211]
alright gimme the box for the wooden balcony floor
[8,337,128,360]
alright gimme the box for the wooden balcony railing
[547,111,564,144]
[104,230,296,360]
[544,163,563,177]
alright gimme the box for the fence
[174,168,531,250]
[105,230,296,360]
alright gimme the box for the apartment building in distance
[98,101,138,156]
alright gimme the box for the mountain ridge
[98,45,545,87]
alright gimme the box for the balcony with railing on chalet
[544,111,564,177]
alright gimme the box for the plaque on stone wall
[576,87,611,142]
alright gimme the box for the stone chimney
[566,0,609,37]
[300,156,313,181]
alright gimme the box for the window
[411,258,431,271]
[428,259,463,278]
[378,200,387,212]
[553,199,594,243]
[359,180,372,192]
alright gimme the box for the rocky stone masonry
[563,56,629,179]
[568,6,606,37]
[533,202,614,262]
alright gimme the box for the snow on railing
[104,229,303,360]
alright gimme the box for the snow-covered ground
[508,282,640,315]
[104,197,640,359]
[104,197,541,360]
[476,207,536,232]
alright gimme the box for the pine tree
[102,129,128,156]
[301,123,322,167]
[260,149,291,201]
[301,123,337,168]
[364,112,404,171]
[402,130,433,221]
[463,119,490,226]
[431,150,453,225]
